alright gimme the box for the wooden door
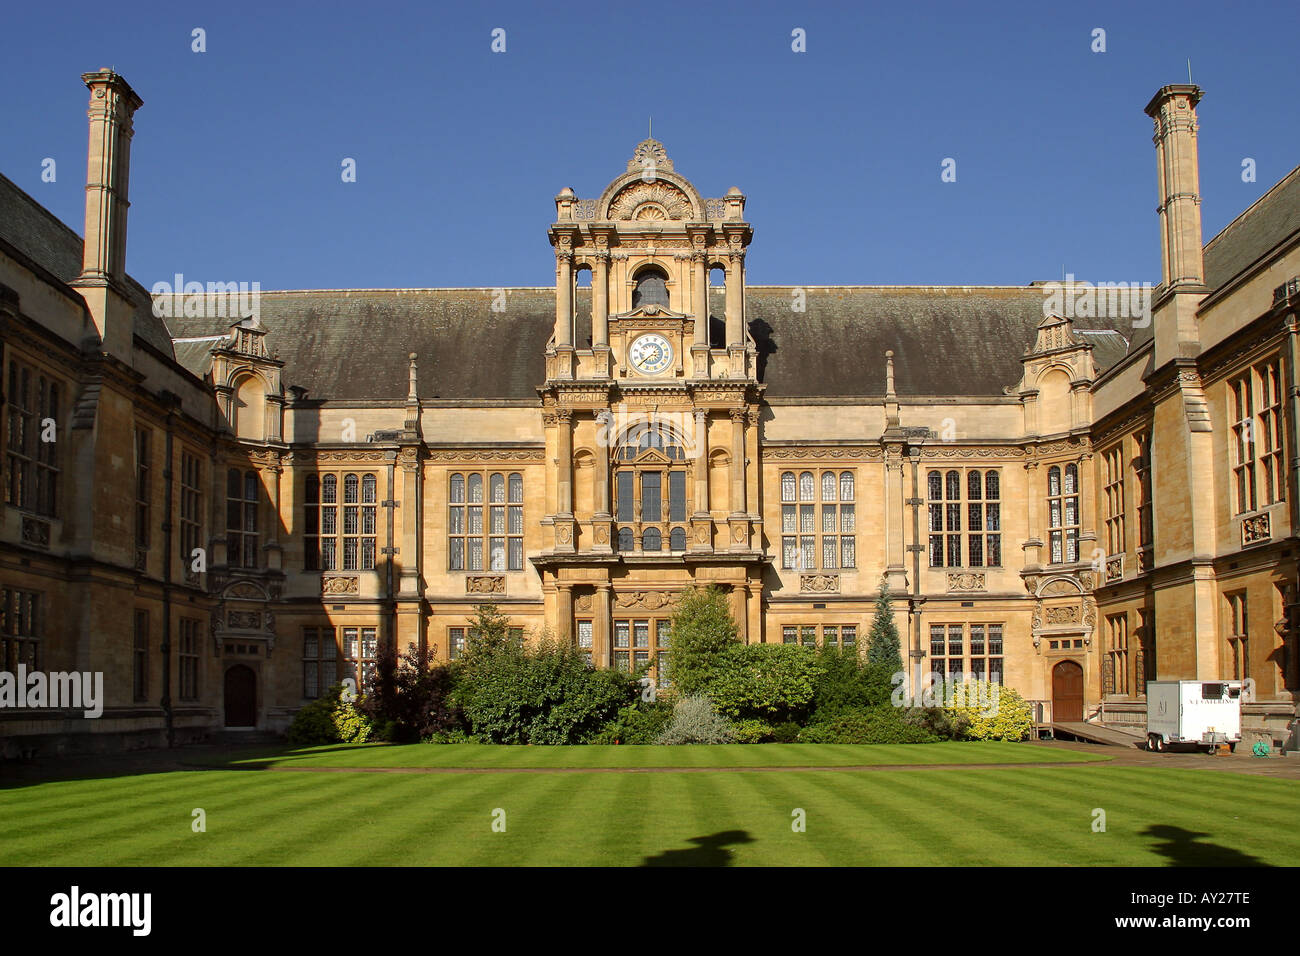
[1052,660,1084,722]
[224,664,257,727]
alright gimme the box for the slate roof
[0,172,175,356]
[161,286,1137,401]
[5,160,1298,403]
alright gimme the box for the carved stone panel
[947,572,986,592]
[800,573,840,593]
[321,575,359,595]
[466,575,505,595]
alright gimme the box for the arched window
[449,472,524,571]
[927,467,1000,569]
[670,527,686,552]
[821,472,837,501]
[781,469,856,571]
[613,422,688,554]
[617,527,634,551]
[632,267,670,309]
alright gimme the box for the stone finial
[407,352,419,402]
[885,350,896,399]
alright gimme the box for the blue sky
[4,0,1298,291]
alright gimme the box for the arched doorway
[224,664,257,727]
[1052,660,1084,722]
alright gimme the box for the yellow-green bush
[943,680,1032,741]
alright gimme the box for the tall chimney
[1144,84,1206,294]
[72,69,142,357]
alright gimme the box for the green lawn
[4,742,1297,865]
[196,740,1108,771]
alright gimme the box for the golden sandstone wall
[1,72,1297,757]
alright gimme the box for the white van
[1145,680,1243,752]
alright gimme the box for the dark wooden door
[1052,660,1084,722]
[224,664,256,727]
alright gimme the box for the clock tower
[536,139,765,668]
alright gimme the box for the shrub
[730,719,775,744]
[812,644,883,718]
[903,705,971,741]
[591,701,674,745]
[287,684,374,745]
[772,721,802,743]
[456,627,638,744]
[943,680,1033,741]
[798,706,937,744]
[655,695,735,745]
[665,586,740,697]
[355,643,462,742]
[706,643,823,723]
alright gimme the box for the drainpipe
[159,393,178,747]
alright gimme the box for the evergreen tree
[867,579,904,675]
[666,586,740,697]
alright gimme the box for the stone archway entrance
[1052,659,1084,722]
[224,664,257,727]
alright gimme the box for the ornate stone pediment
[608,180,693,221]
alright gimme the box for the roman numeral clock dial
[628,333,673,375]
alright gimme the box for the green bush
[798,706,938,744]
[665,586,740,697]
[706,643,823,723]
[655,695,735,744]
[730,718,775,744]
[772,721,802,743]
[903,706,971,741]
[287,684,374,745]
[456,629,638,744]
[942,680,1033,741]
[591,701,674,745]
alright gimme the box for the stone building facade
[1,72,1297,754]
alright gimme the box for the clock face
[628,333,674,375]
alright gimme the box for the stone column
[693,409,710,514]
[729,409,746,515]
[593,252,609,347]
[556,408,573,515]
[556,583,573,644]
[261,462,283,571]
[725,253,744,348]
[692,252,708,347]
[555,252,573,347]
[594,583,612,668]
[884,447,907,592]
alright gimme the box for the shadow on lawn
[640,830,754,867]
[1141,825,1270,867]
[0,742,338,790]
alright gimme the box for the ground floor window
[613,617,671,686]
[343,626,378,691]
[929,623,1003,684]
[781,624,856,648]
[0,588,41,672]
[179,617,202,701]
[302,626,339,698]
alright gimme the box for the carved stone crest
[466,575,505,594]
[800,573,839,593]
